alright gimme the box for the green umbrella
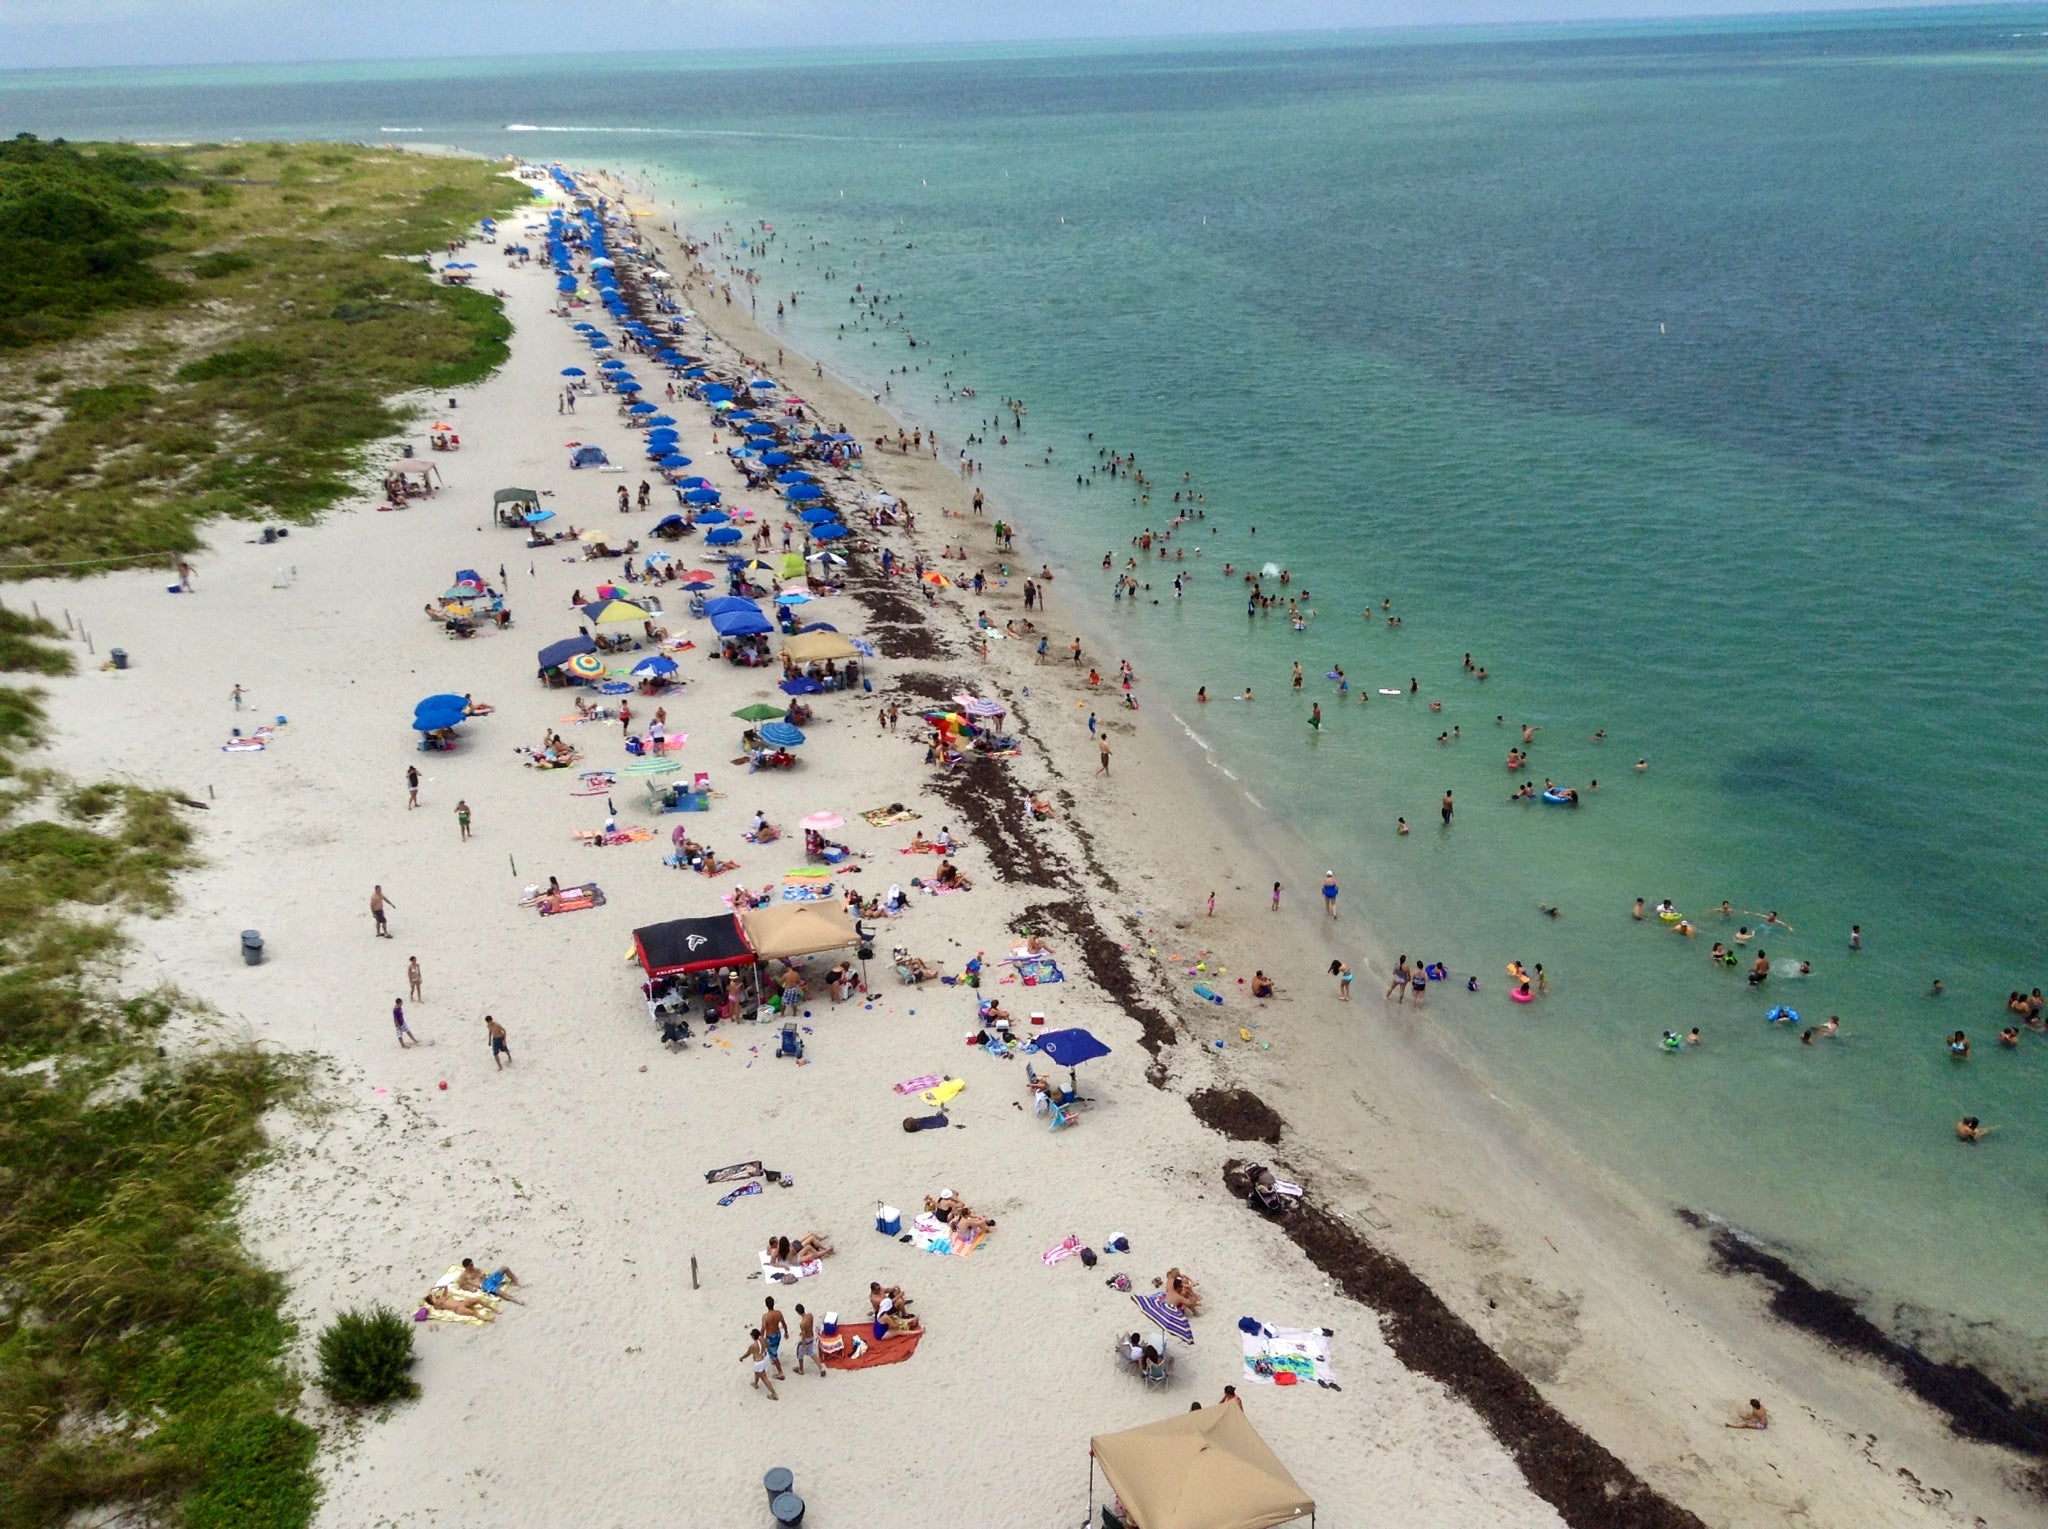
[732,704,785,722]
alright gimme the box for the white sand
[15,170,2032,1527]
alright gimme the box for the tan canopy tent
[780,630,860,663]
[1090,1407,1314,1529]
[741,902,859,961]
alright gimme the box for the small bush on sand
[317,1307,420,1407]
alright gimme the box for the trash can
[762,1468,793,1502]
[771,1492,805,1525]
[109,649,129,670]
[240,930,264,966]
[401,443,415,459]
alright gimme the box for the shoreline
[598,166,2048,1514]
[6,150,2032,1526]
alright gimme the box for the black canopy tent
[632,914,754,978]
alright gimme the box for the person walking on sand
[1206,890,1216,918]
[1096,737,1111,776]
[392,998,417,1048]
[230,683,245,711]
[1070,637,1083,665]
[1270,881,1282,913]
[1321,871,1339,919]
[742,1329,779,1399]
[406,764,420,809]
[761,1297,788,1380]
[794,1303,823,1377]
[370,885,394,938]
[485,1015,510,1069]
[408,956,423,1000]
[1387,954,1411,1000]
[456,799,472,841]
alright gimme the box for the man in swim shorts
[760,1296,788,1380]
[486,1015,511,1068]
[793,1304,823,1377]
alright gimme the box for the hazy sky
[0,0,1998,72]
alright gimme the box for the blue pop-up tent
[570,445,610,468]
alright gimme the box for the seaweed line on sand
[1017,897,1180,1062]
[1214,1158,1706,1529]
[1678,1208,2048,1470]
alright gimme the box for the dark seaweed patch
[1223,1160,1706,1529]
[1683,1210,2048,1461]
[1018,897,1178,1058]
[1187,1086,1285,1144]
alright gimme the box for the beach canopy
[781,631,860,663]
[633,914,754,977]
[493,487,541,508]
[1089,1407,1315,1529]
[703,595,763,617]
[631,654,678,678]
[1035,1028,1110,1067]
[537,635,598,669]
[712,607,774,638]
[732,703,786,722]
[741,903,858,961]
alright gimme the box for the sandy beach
[13,163,2036,1526]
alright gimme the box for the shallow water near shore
[13,9,2048,1391]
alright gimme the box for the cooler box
[821,1313,838,1336]
[875,1205,901,1236]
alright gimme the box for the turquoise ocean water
[8,8,2048,1386]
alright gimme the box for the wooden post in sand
[690,1256,698,1290]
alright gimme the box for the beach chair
[1047,1100,1080,1132]
[1141,1354,1172,1391]
[776,1022,804,1060]
[893,961,926,986]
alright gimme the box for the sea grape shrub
[317,1306,420,1407]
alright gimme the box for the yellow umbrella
[586,599,651,624]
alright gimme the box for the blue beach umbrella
[684,487,721,505]
[705,526,744,546]
[628,401,657,415]
[647,415,678,428]
[415,693,467,714]
[537,635,598,669]
[759,451,792,466]
[560,366,585,377]
[785,484,824,503]
[756,721,805,748]
[748,378,776,389]
[1035,1028,1111,1068]
[811,523,850,542]
[798,506,839,524]
[779,676,823,695]
[693,508,730,523]
[659,454,694,469]
[776,470,817,484]
[631,654,679,678]
[601,358,628,371]
[414,708,465,733]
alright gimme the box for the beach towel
[575,827,652,845]
[1041,1235,1084,1268]
[716,1181,764,1206]
[1134,1292,1195,1346]
[902,1114,950,1132]
[919,1078,965,1109]
[899,842,946,855]
[704,1160,763,1183]
[569,783,612,797]
[821,1325,924,1371]
[1239,1320,1336,1387]
[221,739,266,753]
[861,806,920,826]
[760,1252,824,1284]
[417,1265,501,1325]
[892,1074,944,1096]
[780,882,831,902]
[1007,957,1063,985]
[783,865,833,880]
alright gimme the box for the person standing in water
[1440,790,1454,826]
[1321,872,1339,919]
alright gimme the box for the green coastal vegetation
[0,138,528,1527]
[0,135,529,575]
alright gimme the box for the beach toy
[1510,988,1534,1003]
[1193,983,1223,1004]
[1238,1027,1253,1043]
[1766,1006,1799,1025]
[438,1081,447,1090]
[1659,911,1683,923]
[1541,787,1577,806]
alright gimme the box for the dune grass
[0,614,318,1527]
[0,139,531,575]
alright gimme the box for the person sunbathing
[796,1233,834,1261]
[906,830,932,852]
[456,1259,523,1304]
[1163,1267,1203,1315]
[1027,793,1058,820]
[897,951,942,980]
[1018,933,1054,956]
[427,1288,495,1320]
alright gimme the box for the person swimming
[1948,1030,1970,1059]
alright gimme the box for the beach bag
[1105,1273,1132,1292]
[1080,1247,1098,1268]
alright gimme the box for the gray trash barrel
[240,930,264,966]
[109,649,129,670]
[771,1492,804,1525]
[762,1468,793,1502]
